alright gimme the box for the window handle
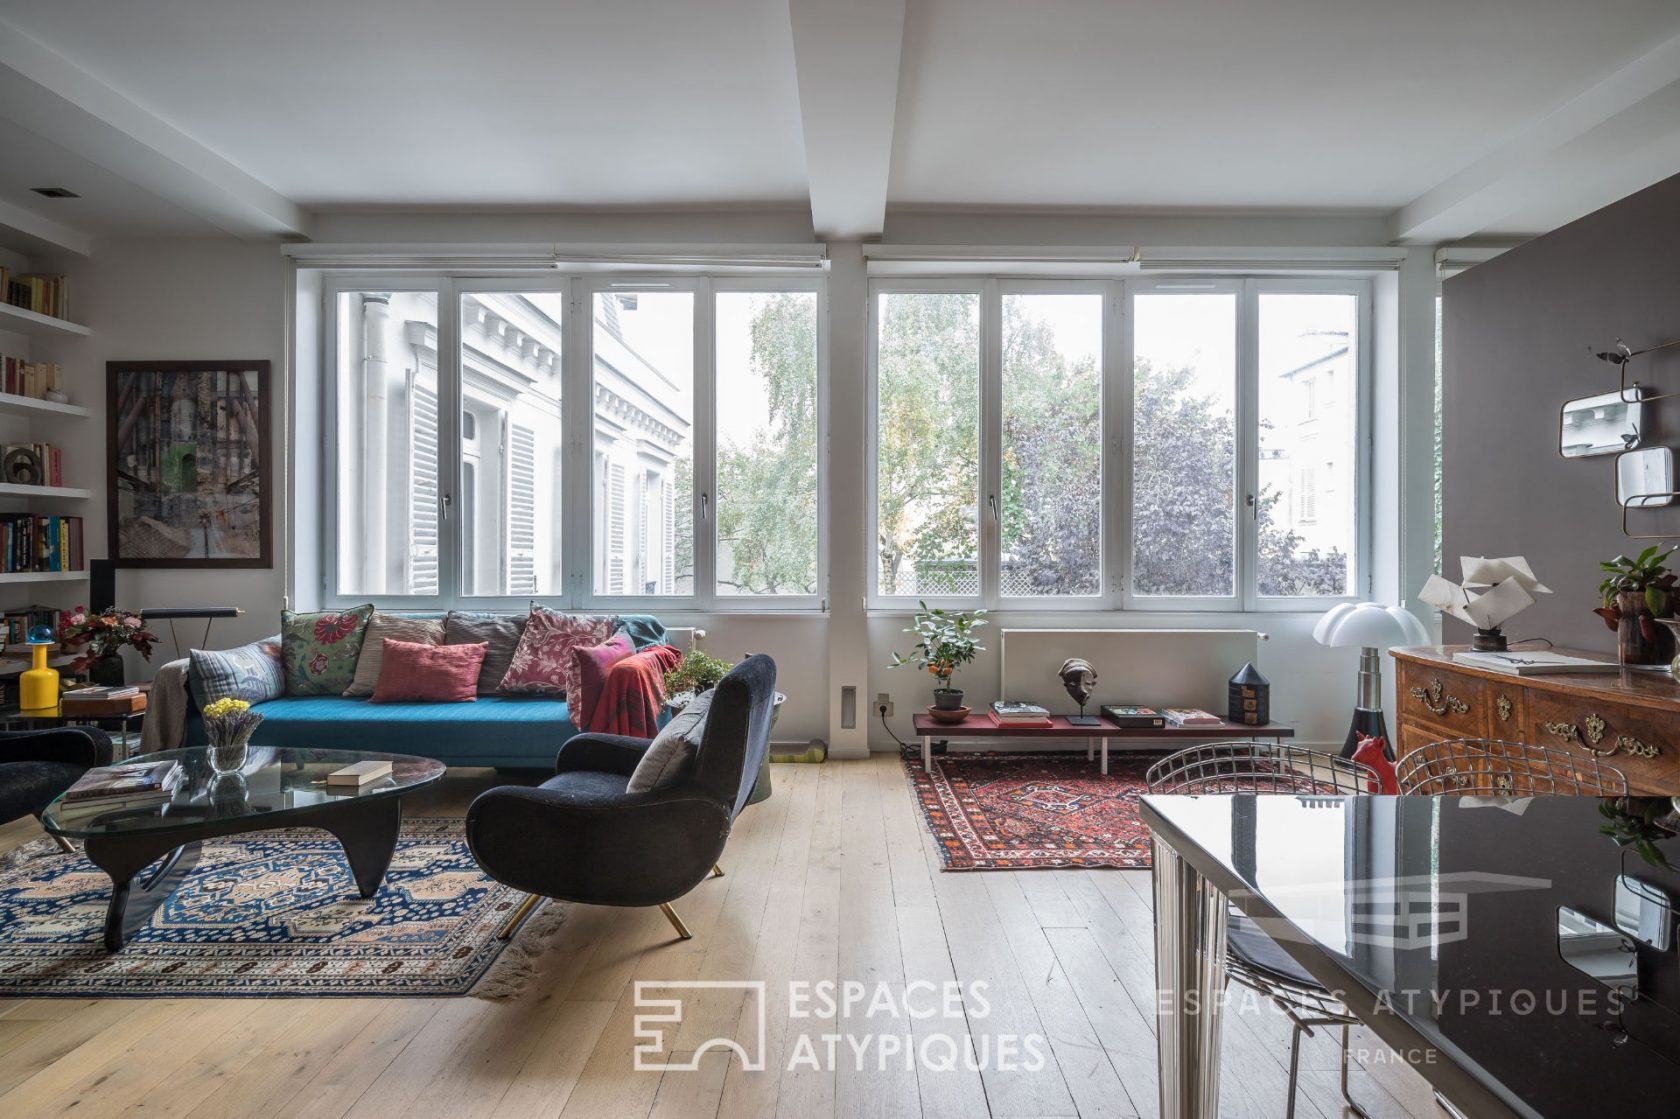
[441,493,452,521]
[701,491,710,519]
[988,494,999,521]
[1245,492,1257,517]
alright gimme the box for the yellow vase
[20,643,59,710]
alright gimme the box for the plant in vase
[662,650,735,710]
[59,606,157,686]
[1593,545,1678,666]
[891,601,986,718]
[1598,796,1680,871]
[202,697,264,774]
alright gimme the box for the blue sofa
[179,614,680,769]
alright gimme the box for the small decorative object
[1592,546,1678,667]
[1419,556,1550,651]
[43,389,68,405]
[2,447,43,485]
[107,360,272,568]
[891,600,987,713]
[19,624,59,710]
[1560,388,1643,458]
[1313,602,1429,759]
[59,605,156,686]
[662,649,734,699]
[1598,796,1680,872]
[201,697,264,774]
[1227,662,1270,725]
[1058,657,1100,726]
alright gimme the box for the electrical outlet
[875,693,893,718]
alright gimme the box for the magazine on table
[64,760,182,803]
[1453,650,1621,676]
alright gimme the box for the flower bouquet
[202,697,264,773]
[59,606,157,684]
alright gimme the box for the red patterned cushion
[497,608,615,697]
[370,639,486,704]
[571,633,635,730]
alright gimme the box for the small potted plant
[663,649,735,705]
[1593,545,1678,666]
[202,697,264,774]
[891,601,986,719]
[59,606,157,687]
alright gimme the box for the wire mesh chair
[1147,741,1377,1119]
[1394,738,1628,796]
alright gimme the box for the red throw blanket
[588,643,683,738]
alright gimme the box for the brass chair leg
[49,833,75,855]
[658,902,693,940]
[496,893,543,941]
[711,864,725,878]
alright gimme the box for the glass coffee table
[42,746,446,952]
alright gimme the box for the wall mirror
[1615,875,1675,951]
[1617,446,1674,508]
[1558,905,1639,992]
[1562,389,1644,458]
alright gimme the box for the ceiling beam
[0,19,309,240]
[1392,31,1680,244]
[787,0,907,239]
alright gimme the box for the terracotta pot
[1616,591,1676,666]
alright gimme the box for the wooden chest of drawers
[1393,646,1680,794]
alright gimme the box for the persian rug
[903,750,1157,870]
[0,818,561,998]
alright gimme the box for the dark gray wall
[1443,172,1680,653]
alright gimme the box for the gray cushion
[627,689,713,793]
[443,611,528,695]
[189,638,285,708]
[344,613,446,696]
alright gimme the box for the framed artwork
[107,360,271,568]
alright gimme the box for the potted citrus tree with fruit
[891,601,986,721]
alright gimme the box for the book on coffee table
[65,760,181,803]
[1163,707,1223,728]
[327,760,394,787]
[1101,704,1167,729]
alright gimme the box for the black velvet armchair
[0,727,115,850]
[466,653,777,941]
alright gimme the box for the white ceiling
[0,0,1678,244]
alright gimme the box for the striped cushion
[189,639,285,709]
[344,613,446,697]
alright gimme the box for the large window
[870,277,1368,609]
[327,276,822,610]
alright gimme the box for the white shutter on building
[408,378,440,595]
[662,481,675,592]
[607,460,627,593]
[506,420,538,595]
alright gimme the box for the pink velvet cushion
[370,639,486,704]
[571,633,635,730]
[498,607,615,697]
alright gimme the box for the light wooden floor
[0,754,1439,1118]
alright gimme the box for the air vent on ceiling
[30,187,79,198]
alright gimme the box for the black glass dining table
[1140,793,1680,1119]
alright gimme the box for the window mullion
[1108,279,1129,610]
[564,275,591,610]
[438,278,464,607]
[695,278,717,609]
[979,279,1003,610]
[1236,279,1260,612]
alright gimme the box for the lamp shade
[1313,602,1429,649]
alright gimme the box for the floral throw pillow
[281,605,375,696]
[498,608,614,698]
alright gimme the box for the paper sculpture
[1419,556,1551,631]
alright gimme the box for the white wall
[44,238,288,669]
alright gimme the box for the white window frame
[866,274,1372,614]
[319,270,827,614]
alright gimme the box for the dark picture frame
[106,360,272,569]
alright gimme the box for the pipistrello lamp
[1313,602,1429,759]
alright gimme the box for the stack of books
[2,605,65,645]
[63,760,182,812]
[1101,704,1166,728]
[0,271,69,320]
[1453,650,1621,676]
[0,354,65,399]
[0,514,84,572]
[1163,707,1224,728]
[62,685,145,716]
[990,700,1052,728]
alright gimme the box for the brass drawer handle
[1541,714,1661,759]
[1495,695,1513,723]
[1410,678,1469,717]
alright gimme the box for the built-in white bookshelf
[0,302,89,339]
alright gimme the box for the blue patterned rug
[0,818,561,997]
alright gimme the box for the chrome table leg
[1151,835,1230,1119]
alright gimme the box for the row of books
[0,443,64,487]
[987,700,1224,729]
[1,605,64,646]
[0,270,69,320]
[0,355,65,400]
[0,515,84,573]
